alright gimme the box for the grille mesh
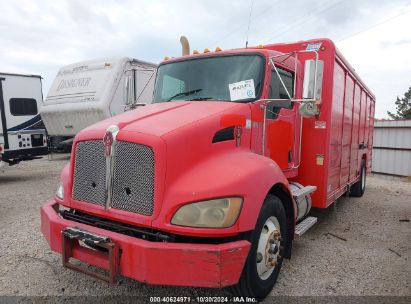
[111,142,155,215]
[72,141,106,206]
[72,140,155,215]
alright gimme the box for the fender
[152,149,295,237]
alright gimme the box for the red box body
[266,39,375,208]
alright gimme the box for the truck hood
[69,100,253,228]
[81,101,244,137]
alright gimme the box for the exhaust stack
[180,36,190,56]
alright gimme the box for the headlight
[171,197,243,228]
[56,183,64,199]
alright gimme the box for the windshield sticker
[229,79,255,101]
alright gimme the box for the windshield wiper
[187,97,213,101]
[166,89,202,101]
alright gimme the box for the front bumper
[40,200,251,288]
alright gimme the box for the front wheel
[230,194,287,300]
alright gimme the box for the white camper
[0,73,48,167]
[40,57,157,148]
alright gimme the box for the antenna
[245,0,255,48]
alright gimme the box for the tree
[387,87,411,119]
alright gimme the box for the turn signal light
[192,50,199,54]
[163,56,170,61]
[215,47,222,52]
[257,44,264,49]
[203,48,210,53]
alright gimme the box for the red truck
[41,38,375,299]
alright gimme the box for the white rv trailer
[40,57,157,149]
[0,72,48,167]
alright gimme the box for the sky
[0,0,410,118]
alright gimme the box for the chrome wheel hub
[256,216,282,280]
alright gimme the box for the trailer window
[267,68,294,119]
[9,98,38,116]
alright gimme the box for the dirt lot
[0,155,410,301]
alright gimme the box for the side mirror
[303,59,324,100]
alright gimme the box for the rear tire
[350,159,366,197]
[230,194,287,300]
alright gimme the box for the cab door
[265,68,296,170]
[250,65,297,172]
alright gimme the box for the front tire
[230,194,287,300]
[350,159,366,197]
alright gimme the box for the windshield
[153,54,264,103]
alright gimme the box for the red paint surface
[41,38,375,286]
[41,201,250,287]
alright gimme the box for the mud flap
[62,227,120,283]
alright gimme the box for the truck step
[291,185,317,200]
[295,216,318,236]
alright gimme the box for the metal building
[372,119,411,176]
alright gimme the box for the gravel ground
[0,155,410,301]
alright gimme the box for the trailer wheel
[230,194,287,300]
[350,159,366,197]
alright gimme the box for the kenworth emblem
[103,125,119,209]
[103,125,119,156]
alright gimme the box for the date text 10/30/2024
[149,296,257,303]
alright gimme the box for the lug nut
[268,244,279,254]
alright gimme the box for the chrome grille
[72,141,106,206]
[71,140,155,216]
[111,142,155,215]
